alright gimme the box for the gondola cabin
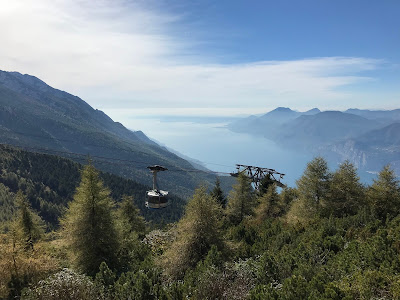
[146,189,169,209]
[145,165,169,209]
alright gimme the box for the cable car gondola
[145,165,169,209]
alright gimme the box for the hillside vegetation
[0,145,185,230]
[1,152,400,299]
[0,70,228,198]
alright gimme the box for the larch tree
[254,184,281,224]
[62,164,119,276]
[163,186,224,279]
[258,174,276,197]
[210,177,226,209]
[13,190,44,250]
[118,195,146,238]
[116,195,148,272]
[226,172,255,226]
[325,160,364,217]
[296,157,331,214]
[367,165,400,220]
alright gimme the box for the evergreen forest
[1,145,400,299]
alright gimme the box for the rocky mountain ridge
[229,107,400,176]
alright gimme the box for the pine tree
[296,157,331,214]
[163,186,224,279]
[13,190,44,250]
[62,164,119,276]
[367,165,400,219]
[325,161,364,217]
[226,172,255,225]
[210,177,226,208]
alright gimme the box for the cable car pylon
[145,165,169,209]
[230,164,286,189]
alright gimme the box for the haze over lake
[126,116,314,187]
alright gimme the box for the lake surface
[128,117,313,187]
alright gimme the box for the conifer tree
[367,165,400,219]
[13,190,44,250]
[254,184,281,224]
[296,157,331,213]
[118,195,146,237]
[117,195,148,272]
[325,161,364,217]
[62,164,119,276]
[226,172,255,225]
[210,177,226,208]
[258,174,276,197]
[163,186,224,279]
[279,187,298,212]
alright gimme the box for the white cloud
[0,0,389,117]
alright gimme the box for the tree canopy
[163,186,224,279]
[296,157,331,214]
[367,165,400,219]
[62,163,120,276]
[226,172,255,225]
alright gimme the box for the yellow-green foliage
[296,157,331,212]
[13,190,45,250]
[117,195,146,238]
[367,165,400,219]
[162,186,224,279]
[62,164,119,276]
[226,172,255,225]
[254,184,281,224]
[285,197,315,226]
[0,233,62,299]
[325,160,364,217]
[331,269,400,300]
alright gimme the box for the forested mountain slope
[0,70,221,198]
[0,144,185,229]
[2,156,400,299]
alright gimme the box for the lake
[127,117,314,187]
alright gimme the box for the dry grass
[0,233,67,298]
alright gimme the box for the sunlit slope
[0,70,220,197]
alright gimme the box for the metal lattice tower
[230,164,285,189]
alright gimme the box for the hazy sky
[1,0,399,120]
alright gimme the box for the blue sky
[168,0,399,62]
[1,0,399,124]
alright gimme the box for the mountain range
[228,107,400,176]
[0,70,225,198]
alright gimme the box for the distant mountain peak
[304,108,320,115]
[3,70,51,93]
[273,107,294,112]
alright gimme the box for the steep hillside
[0,70,219,197]
[354,122,400,146]
[323,123,400,174]
[0,144,185,229]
